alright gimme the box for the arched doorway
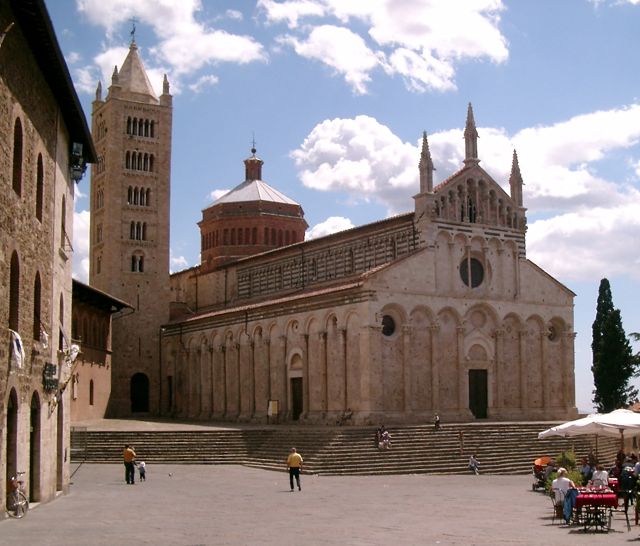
[29,392,41,501]
[6,389,18,488]
[289,354,303,421]
[131,373,149,413]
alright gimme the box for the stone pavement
[2,463,640,545]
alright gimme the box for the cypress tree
[591,279,637,411]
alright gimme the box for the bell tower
[89,40,172,416]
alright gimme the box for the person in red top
[123,444,136,484]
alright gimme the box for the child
[137,461,146,481]
[468,454,480,475]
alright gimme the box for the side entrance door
[468,369,488,419]
[291,378,303,421]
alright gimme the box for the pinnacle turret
[464,102,479,165]
[509,149,524,207]
[418,131,435,193]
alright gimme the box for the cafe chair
[551,490,565,524]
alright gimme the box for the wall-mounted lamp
[70,142,87,183]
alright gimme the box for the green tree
[591,279,638,411]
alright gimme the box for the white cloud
[257,0,326,28]
[527,200,640,281]
[306,216,355,239]
[170,253,190,273]
[225,9,244,21]
[75,0,265,94]
[188,74,219,93]
[261,0,508,93]
[72,209,91,283]
[278,26,379,94]
[291,115,418,214]
[292,103,640,280]
[208,189,230,204]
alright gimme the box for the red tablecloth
[575,492,617,509]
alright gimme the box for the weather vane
[129,17,137,43]
[251,132,257,154]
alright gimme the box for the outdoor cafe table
[574,488,617,532]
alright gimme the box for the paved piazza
[1,464,638,545]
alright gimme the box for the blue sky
[46,0,640,413]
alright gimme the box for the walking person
[123,444,136,484]
[287,447,303,491]
[468,454,480,475]
[137,461,146,482]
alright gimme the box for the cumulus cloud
[291,103,640,280]
[291,115,419,214]
[260,0,508,93]
[75,0,265,94]
[278,25,379,94]
[306,216,355,239]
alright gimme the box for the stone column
[518,329,528,411]
[457,325,466,412]
[208,344,215,418]
[339,327,348,410]
[280,335,288,417]
[540,329,549,411]
[303,333,310,416]
[429,323,440,411]
[319,331,327,412]
[563,331,577,409]
[494,328,504,412]
[402,324,413,413]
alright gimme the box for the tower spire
[509,149,524,207]
[418,131,435,193]
[464,102,479,165]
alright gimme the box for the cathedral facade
[92,45,577,425]
[162,107,578,424]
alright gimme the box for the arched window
[145,188,151,206]
[9,251,20,331]
[139,187,146,206]
[149,154,154,172]
[264,227,268,244]
[33,272,42,340]
[271,228,276,245]
[143,153,149,171]
[132,118,138,135]
[133,187,139,205]
[278,230,283,246]
[96,255,102,274]
[58,292,65,351]
[89,380,94,406]
[150,120,155,138]
[126,116,132,135]
[127,186,132,204]
[130,222,135,239]
[36,154,44,221]
[252,227,257,244]
[12,118,23,196]
[142,222,147,240]
[144,120,150,137]
[60,195,66,248]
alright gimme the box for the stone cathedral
[91,42,578,425]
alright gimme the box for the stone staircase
[71,422,619,476]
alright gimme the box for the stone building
[70,280,131,422]
[89,41,172,417]
[162,105,578,425]
[1,0,94,511]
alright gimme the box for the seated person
[579,457,592,486]
[552,468,577,523]
[552,467,575,501]
[544,460,557,481]
[380,430,391,449]
[591,464,609,487]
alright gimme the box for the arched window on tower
[126,116,132,135]
[36,154,44,221]
[150,121,155,138]
[149,154,154,172]
[130,222,135,239]
[127,186,133,204]
[12,118,23,196]
[9,251,20,331]
[142,222,147,240]
[125,151,131,169]
[145,188,151,206]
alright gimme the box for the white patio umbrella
[538,409,640,452]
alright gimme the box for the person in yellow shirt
[123,444,136,484]
[286,447,303,491]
